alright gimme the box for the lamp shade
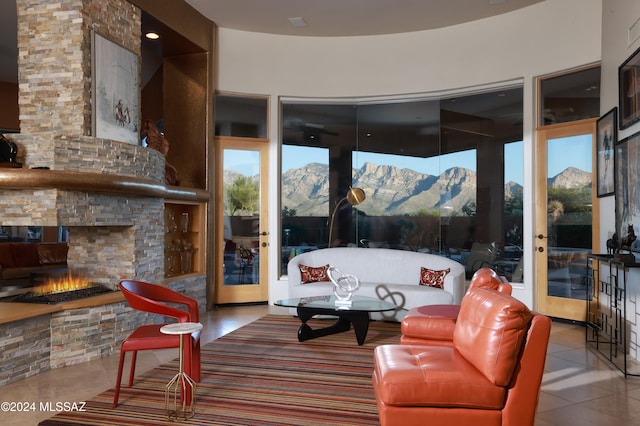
[346,187,365,206]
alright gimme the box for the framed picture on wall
[91,31,140,145]
[615,131,640,250]
[596,107,616,197]
[619,45,640,130]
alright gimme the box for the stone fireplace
[0,0,209,387]
[0,0,160,286]
[0,133,210,387]
[0,135,166,289]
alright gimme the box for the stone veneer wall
[0,278,207,386]
[2,135,165,225]
[0,315,50,386]
[17,0,140,139]
[8,0,161,287]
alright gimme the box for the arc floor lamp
[328,187,366,248]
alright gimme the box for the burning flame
[34,274,91,295]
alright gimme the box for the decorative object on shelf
[180,212,190,233]
[166,252,177,276]
[620,224,637,249]
[0,133,21,168]
[143,119,179,185]
[606,232,618,255]
[327,265,360,306]
[328,187,366,247]
[596,107,616,197]
[180,249,194,274]
[165,210,178,233]
[615,224,637,264]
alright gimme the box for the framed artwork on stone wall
[91,31,140,145]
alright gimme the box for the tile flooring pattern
[2,305,640,426]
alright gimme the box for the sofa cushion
[299,263,330,284]
[0,243,16,267]
[10,243,40,267]
[37,243,69,265]
[454,288,533,387]
[419,267,450,288]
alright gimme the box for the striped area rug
[39,314,401,425]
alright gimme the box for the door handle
[259,231,269,236]
[537,234,547,239]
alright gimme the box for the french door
[535,120,598,321]
[215,137,269,304]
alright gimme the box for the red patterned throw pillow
[419,267,450,288]
[299,264,330,284]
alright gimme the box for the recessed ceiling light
[288,17,307,28]
[145,32,160,40]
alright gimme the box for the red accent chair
[373,287,551,426]
[113,280,201,408]
[400,268,512,346]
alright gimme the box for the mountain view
[227,162,592,217]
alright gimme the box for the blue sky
[230,135,593,186]
[546,134,592,177]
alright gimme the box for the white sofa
[286,247,465,321]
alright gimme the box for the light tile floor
[2,305,640,426]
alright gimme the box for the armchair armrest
[400,305,460,346]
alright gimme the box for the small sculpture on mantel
[142,120,179,185]
[620,224,637,249]
[614,224,637,264]
[606,232,618,255]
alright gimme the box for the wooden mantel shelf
[0,168,209,202]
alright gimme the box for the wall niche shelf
[164,200,205,279]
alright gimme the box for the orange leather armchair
[400,267,511,346]
[373,287,551,426]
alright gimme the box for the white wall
[216,0,604,308]
[599,0,640,250]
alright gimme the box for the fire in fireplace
[34,273,91,295]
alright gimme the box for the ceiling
[184,0,543,37]
[0,0,543,83]
[2,0,599,144]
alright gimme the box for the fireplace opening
[0,273,113,304]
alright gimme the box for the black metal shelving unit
[585,254,640,377]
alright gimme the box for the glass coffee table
[275,295,397,345]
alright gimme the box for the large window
[281,88,524,280]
